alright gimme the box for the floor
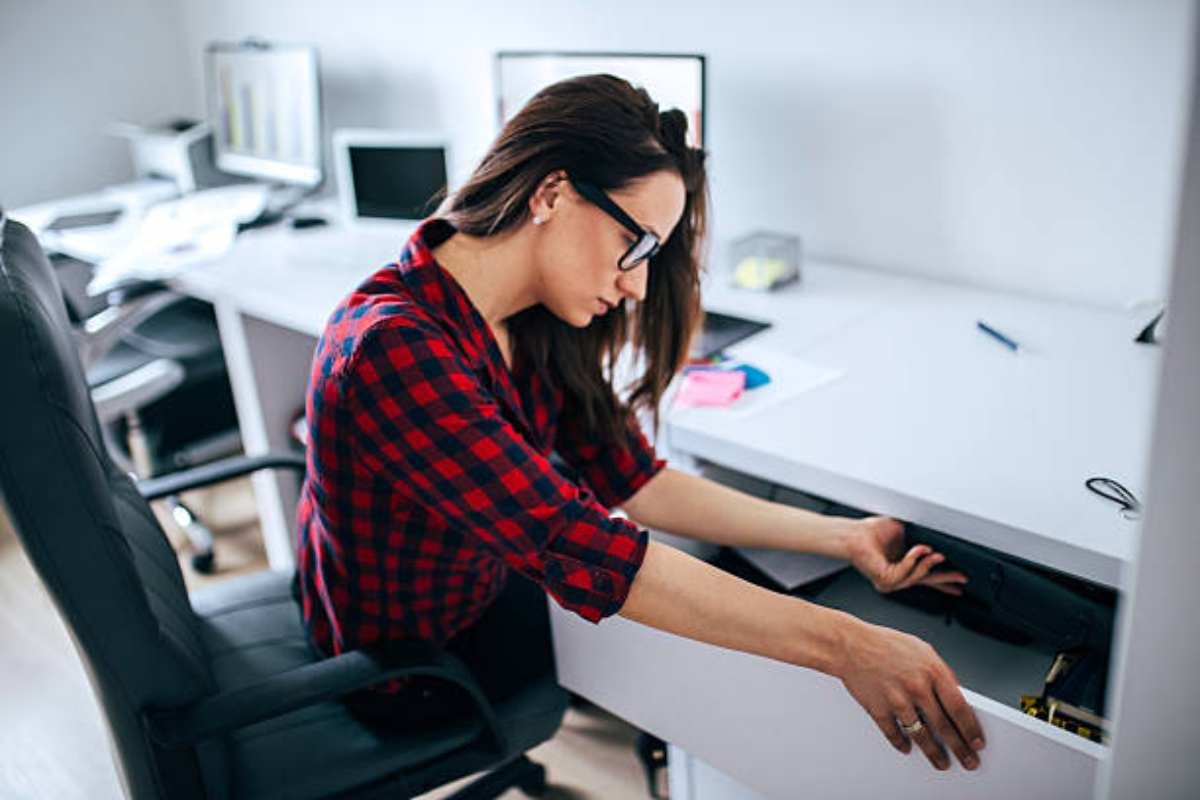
[0,479,654,800]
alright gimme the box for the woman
[296,74,985,773]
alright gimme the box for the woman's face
[532,169,687,328]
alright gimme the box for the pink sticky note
[676,369,747,407]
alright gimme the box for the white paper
[670,344,845,421]
[86,185,269,294]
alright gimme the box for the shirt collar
[394,219,492,357]
[394,219,540,442]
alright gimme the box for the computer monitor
[495,51,706,148]
[333,129,449,226]
[205,41,322,187]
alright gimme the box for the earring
[532,215,544,226]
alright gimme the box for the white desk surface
[670,266,1160,589]
[20,190,1156,589]
[171,222,410,338]
[183,226,1156,588]
[10,191,409,340]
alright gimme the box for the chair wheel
[191,550,216,574]
[517,762,547,796]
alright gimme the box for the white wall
[4,1,1190,309]
[0,0,191,208]
[1101,10,1200,798]
[170,0,1194,310]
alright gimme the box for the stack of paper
[86,184,270,294]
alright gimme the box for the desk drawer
[549,572,1106,800]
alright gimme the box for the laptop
[691,310,771,360]
[333,129,450,234]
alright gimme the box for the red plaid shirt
[296,219,662,661]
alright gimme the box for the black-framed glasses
[570,178,662,271]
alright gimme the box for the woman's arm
[622,467,968,596]
[622,466,856,558]
[619,539,986,772]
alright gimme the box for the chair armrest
[78,288,186,369]
[104,277,172,306]
[91,358,186,424]
[144,647,508,753]
[137,452,306,500]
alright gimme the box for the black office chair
[0,211,568,799]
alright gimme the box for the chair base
[446,755,547,799]
[345,754,548,800]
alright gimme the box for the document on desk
[85,185,269,294]
[670,344,845,421]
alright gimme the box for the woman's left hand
[843,516,968,596]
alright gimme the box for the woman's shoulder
[359,307,454,353]
[314,292,459,384]
[351,297,458,352]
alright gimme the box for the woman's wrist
[789,510,861,562]
[783,598,863,678]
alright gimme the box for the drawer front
[551,608,1104,800]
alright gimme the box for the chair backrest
[0,212,222,798]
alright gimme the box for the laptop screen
[348,145,447,220]
[691,311,771,359]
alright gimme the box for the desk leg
[668,744,695,800]
[213,303,316,571]
[668,745,770,800]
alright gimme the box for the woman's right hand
[619,541,988,772]
[834,619,986,771]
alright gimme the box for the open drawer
[550,569,1107,799]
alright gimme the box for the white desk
[19,200,1159,796]
[549,266,1159,799]
[21,196,1155,583]
[670,267,1157,589]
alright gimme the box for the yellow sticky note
[734,256,790,290]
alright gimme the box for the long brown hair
[437,74,708,445]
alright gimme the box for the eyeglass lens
[620,235,659,270]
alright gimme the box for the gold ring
[900,717,924,736]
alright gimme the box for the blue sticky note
[734,363,771,390]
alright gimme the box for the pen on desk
[976,320,1020,352]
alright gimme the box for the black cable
[1085,476,1141,519]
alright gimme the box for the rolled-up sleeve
[345,320,647,623]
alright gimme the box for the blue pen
[976,320,1019,351]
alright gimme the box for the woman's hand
[836,618,986,771]
[843,516,968,596]
[620,540,986,773]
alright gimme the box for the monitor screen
[348,144,448,220]
[205,42,322,187]
[495,52,706,148]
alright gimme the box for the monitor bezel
[494,50,707,149]
[204,41,324,188]
[332,128,452,225]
